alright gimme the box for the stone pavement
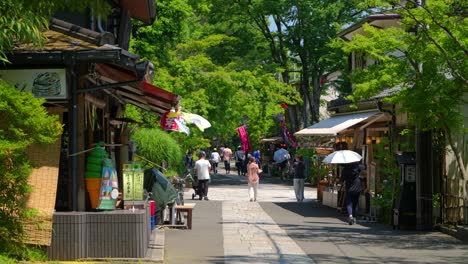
[223,201,313,264]
[160,172,468,264]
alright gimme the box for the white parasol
[323,150,362,164]
[273,148,290,163]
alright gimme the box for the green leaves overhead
[340,0,467,178]
[0,80,62,151]
[131,0,301,150]
[0,0,110,63]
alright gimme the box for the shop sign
[123,163,145,201]
[0,68,67,99]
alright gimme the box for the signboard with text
[123,163,145,201]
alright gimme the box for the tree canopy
[340,0,467,178]
[130,0,301,151]
[0,0,110,63]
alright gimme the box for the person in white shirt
[222,146,233,174]
[194,151,212,200]
[210,148,221,174]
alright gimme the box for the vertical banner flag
[279,120,297,148]
[237,125,251,154]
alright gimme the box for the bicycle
[172,170,194,205]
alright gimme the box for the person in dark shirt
[341,162,363,225]
[184,150,193,170]
[293,155,306,202]
[235,146,246,176]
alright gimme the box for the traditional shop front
[3,2,181,260]
[295,101,397,216]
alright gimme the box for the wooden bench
[175,204,195,229]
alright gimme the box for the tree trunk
[310,76,322,124]
[444,123,467,199]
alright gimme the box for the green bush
[131,128,184,172]
[0,80,62,259]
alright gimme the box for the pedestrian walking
[246,156,261,202]
[273,146,290,180]
[222,145,233,174]
[210,148,221,174]
[341,162,363,225]
[293,155,306,202]
[194,151,212,200]
[184,150,193,171]
[219,146,225,162]
[235,146,246,176]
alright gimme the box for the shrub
[131,128,184,172]
[0,80,62,259]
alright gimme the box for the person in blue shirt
[253,149,261,167]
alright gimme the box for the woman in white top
[210,148,221,174]
[194,151,212,200]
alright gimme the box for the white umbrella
[273,148,290,163]
[323,150,362,164]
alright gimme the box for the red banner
[160,111,179,131]
[237,125,251,154]
[160,111,190,135]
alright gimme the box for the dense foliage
[0,0,109,63]
[130,0,301,152]
[0,80,62,259]
[231,0,362,130]
[340,0,467,180]
[131,128,184,171]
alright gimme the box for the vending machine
[393,152,416,229]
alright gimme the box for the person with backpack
[341,162,363,225]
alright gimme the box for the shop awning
[294,111,381,137]
[260,137,283,143]
[93,64,181,116]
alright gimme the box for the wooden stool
[175,204,195,229]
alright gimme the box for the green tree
[232,0,362,131]
[0,0,109,63]
[340,1,467,184]
[131,0,301,151]
[0,80,62,258]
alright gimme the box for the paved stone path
[163,172,468,264]
[222,201,314,264]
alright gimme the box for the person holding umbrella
[273,145,290,180]
[323,150,363,225]
[341,162,363,225]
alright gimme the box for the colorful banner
[237,125,251,154]
[160,111,190,135]
[97,166,119,210]
[280,120,297,148]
